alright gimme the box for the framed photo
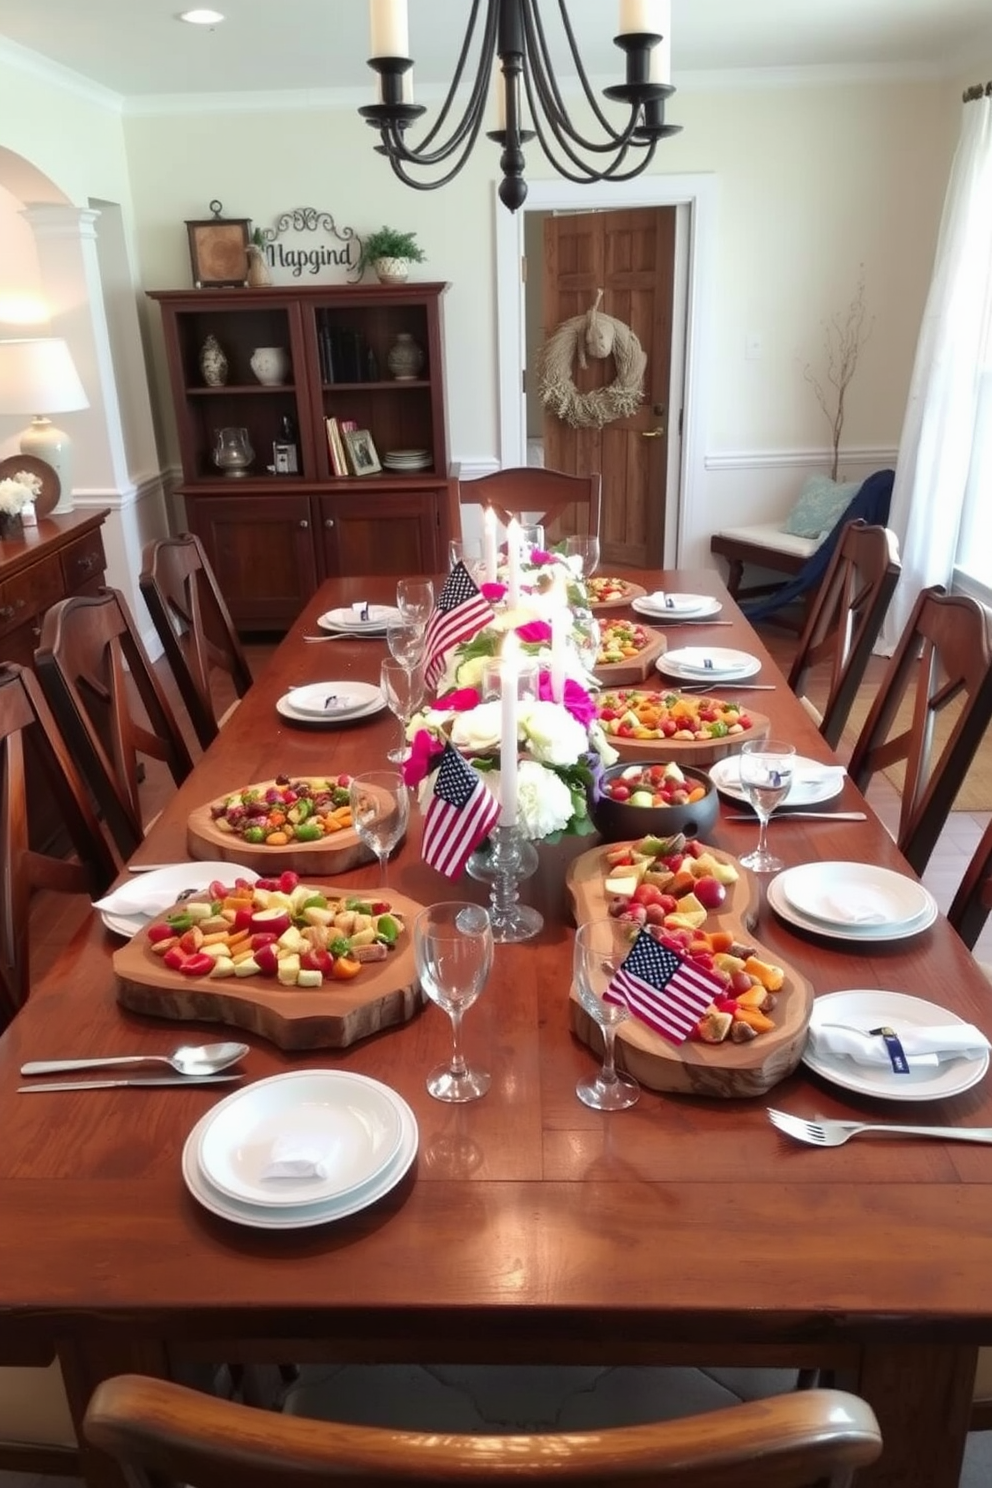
[343,428,381,477]
[185,214,251,288]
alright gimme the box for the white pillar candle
[484,505,499,583]
[618,0,662,36]
[506,517,522,608]
[648,1,671,83]
[370,0,409,57]
[550,608,568,705]
[492,56,506,130]
[500,634,520,827]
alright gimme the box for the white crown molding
[0,36,122,111]
[678,59,950,91]
[705,446,898,472]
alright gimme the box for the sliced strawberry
[278,870,300,894]
[180,953,216,978]
[147,921,176,944]
[163,946,187,972]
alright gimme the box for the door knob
[324,518,335,529]
[298,519,309,529]
[641,427,665,438]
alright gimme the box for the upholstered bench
[709,524,819,602]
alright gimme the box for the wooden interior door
[541,208,676,568]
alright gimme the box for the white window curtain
[882,86,992,648]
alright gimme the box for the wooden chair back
[85,1375,881,1488]
[0,663,119,1030]
[949,813,992,952]
[139,533,252,751]
[787,521,901,748]
[848,586,992,875]
[457,468,602,546]
[34,589,194,860]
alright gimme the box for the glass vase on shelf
[213,427,254,478]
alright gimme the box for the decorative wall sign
[253,208,362,284]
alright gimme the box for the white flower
[12,470,41,498]
[516,759,574,840]
[449,700,503,754]
[518,699,588,766]
[0,478,33,515]
[588,719,619,768]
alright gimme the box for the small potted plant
[357,227,427,285]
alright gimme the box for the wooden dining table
[2,567,990,1488]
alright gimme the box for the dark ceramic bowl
[590,761,719,844]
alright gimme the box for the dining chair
[786,520,901,748]
[847,585,992,877]
[457,467,602,546]
[139,533,253,751]
[948,814,992,955]
[0,662,120,1031]
[34,587,195,860]
[84,1374,881,1488]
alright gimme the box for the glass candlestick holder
[485,823,543,943]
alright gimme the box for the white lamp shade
[0,338,89,416]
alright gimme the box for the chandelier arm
[522,5,649,156]
[522,62,646,176]
[526,115,646,186]
[410,0,494,155]
[550,0,639,142]
[377,94,492,173]
[382,128,492,192]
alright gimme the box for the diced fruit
[250,907,291,936]
[692,877,727,910]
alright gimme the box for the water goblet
[414,901,494,1102]
[518,523,545,558]
[396,578,434,629]
[348,770,409,887]
[386,620,424,671]
[573,918,640,1111]
[737,738,796,873]
[564,533,601,578]
[380,657,425,764]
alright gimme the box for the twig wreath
[537,290,647,429]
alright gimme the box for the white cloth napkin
[808,1021,990,1069]
[806,888,899,925]
[720,761,846,789]
[92,881,192,917]
[261,1135,331,1181]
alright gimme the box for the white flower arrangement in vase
[0,470,42,533]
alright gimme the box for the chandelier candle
[499,634,520,827]
[506,517,522,608]
[484,506,499,584]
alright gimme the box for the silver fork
[767,1108,992,1147]
[303,633,378,643]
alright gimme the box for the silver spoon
[20,1040,249,1078]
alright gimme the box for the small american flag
[422,743,501,879]
[603,930,725,1045]
[423,563,494,688]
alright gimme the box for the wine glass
[564,533,601,578]
[348,771,409,887]
[380,658,425,764]
[519,523,545,558]
[386,620,424,671]
[396,578,434,630]
[737,738,796,873]
[414,901,494,1102]
[573,918,640,1111]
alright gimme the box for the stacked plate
[182,1070,419,1229]
[317,604,402,636]
[657,646,760,683]
[632,592,723,622]
[277,679,386,726]
[768,861,938,942]
[709,754,846,808]
[383,449,431,472]
[94,860,259,939]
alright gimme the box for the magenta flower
[538,671,596,727]
[529,548,556,566]
[481,581,507,603]
[515,620,552,645]
[402,728,445,788]
[435,686,481,712]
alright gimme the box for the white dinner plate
[779,861,933,930]
[632,593,722,621]
[766,874,938,943]
[283,681,381,719]
[97,861,260,939]
[276,691,386,726]
[802,990,990,1101]
[182,1082,418,1229]
[196,1070,406,1208]
[709,755,846,807]
[657,647,761,683]
[317,605,401,635]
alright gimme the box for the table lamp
[0,337,89,514]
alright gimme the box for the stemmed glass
[386,620,424,671]
[414,902,494,1102]
[573,919,640,1111]
[396,578,434,630]
[737,738,796,872]
[564,533,601,578]
[380,658,425,764]
[348,771,409,887]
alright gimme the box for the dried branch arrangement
[804,268,874,480]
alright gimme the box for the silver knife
[675,683,778,693]
[723,811,867,822]
[17,1075,243,1092]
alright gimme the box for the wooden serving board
[588,579,647,611]
[565,842,813,1097]
[114,887,425,1051]
[187,778,374,875]
[596,693,771,767]
[593,626,667,687]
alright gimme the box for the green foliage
[357,226,427,272]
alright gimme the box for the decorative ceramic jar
[213,427,254,478]
[249,346,290,386]
[387,332,424,381]
[199,334,228,388]
[374,256,410,285]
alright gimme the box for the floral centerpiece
[0,470,41,536]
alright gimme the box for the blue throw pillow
[781,475,863,539]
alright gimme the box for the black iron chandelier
[359,0,681,212]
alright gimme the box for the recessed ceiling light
[179,9,225,24]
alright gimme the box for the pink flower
[515,620,552,645]
[481,581,507,603]
[402,728,444,788]
[529,548,556,566]
[435,687,481,712]
[538,671,596,727]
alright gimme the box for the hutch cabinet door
[187,494,318,630]
[316,490,442,578]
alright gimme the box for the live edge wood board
[113,887,426,1051]
[565,842,813,1097]
[187,778,374,874]
[592,625,666,687]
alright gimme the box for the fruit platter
[592,621,667,686]
[113,871,426,1050]
[187,774,374,875]
[594,688,770,765]
[566,834,813,1096]
[586,576,646,610]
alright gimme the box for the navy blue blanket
[740,469,895,623]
